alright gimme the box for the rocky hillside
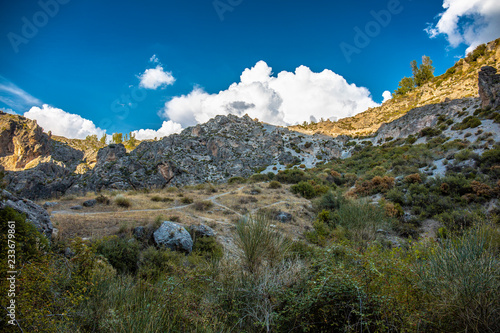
[290,38,500,137]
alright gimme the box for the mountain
[1,39,500,200]
[289,38,500,137]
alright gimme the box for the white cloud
[160,61,379,128]
[149,54,159,63]
[24,104,106,139]
[382,91,392,103]
[0,76,42,112]
[138,65,175,90]
[132,120,183,140]
[426,0,500,54]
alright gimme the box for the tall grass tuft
[235,214,290,274]
[417,226,500,332]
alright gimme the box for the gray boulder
[0,189,53,239]
[43,202,59,209]
[189,224,215,238]
[133,226,146,240]
[275,211,292,223]
[83,199,97,207]
[154,221,193,253]
[71,205,83,210]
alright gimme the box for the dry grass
[49,182,315,243]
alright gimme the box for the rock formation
[0,189,53,239]
[154,221,193,253]
[478,66,500,110]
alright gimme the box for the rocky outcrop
[0,111,51,170]
[154,221,193,253]
[0,189,53,239]
[374,98,478,142]
[478,66,500,110]
[190,224,215,238]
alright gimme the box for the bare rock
[189,224,215,238]
[154,221,193,253]
[0,189,53,239]
[478,66,500,109]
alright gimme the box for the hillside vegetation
[290,38,500,137]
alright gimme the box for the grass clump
[268,180,282,189]
[193,200,213,211]
[114,195,132,208]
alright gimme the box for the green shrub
[150,195,173,202]
[192,237,223,260]
[316,191,346,211]
[114,195,132,208]
[452,116,482,130]
[228,176,246,184]
[235,214,290,273]
[249,173,269,183]
[137,246,183,281]
[180,197,193,204]
[268,180,282,189]
[291,180,328,199]
[97,236,140,274]
[275,169,308,184]
[417,227,500,332]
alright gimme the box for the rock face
[0,111,51,170]
[70,114,344,194]
[154,221,193,253]
[190,224,215,238]
[0,189,53,239]
[478,66,500,109]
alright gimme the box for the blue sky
[0,0,498,139]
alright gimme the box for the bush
[193,200,213,211]
[150,195,173,202]
[114,195,132,208]
[268,180,282,189]
[316,191,346,211]
[180,197,193,204]
[228,176,246,184]
[137,246,183,281]
[96,236,140,274]
[452,116,482,130]
[192,237,223,260]
[249,173,269,183]
[417,227,500,332]
[354,176,395,196]
[275,169,308,184]
[96,194,111,205]
[291,180,328,199]
[235,214,290,273]
[404,173,422,184]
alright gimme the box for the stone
[71,205,83,210]
[154,221,193,253]
[43,202,59,209]
[132,226,146,240]
[82,199,97,207]
[0,189,53,239]
[478,66,500,110]
[275,211,292,223]
[189,224,215,238]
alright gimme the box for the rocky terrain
[290,38,500,137]
[1,45,500,202]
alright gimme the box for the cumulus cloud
[24,104,106,139]
[426,0,500,54]
[132,120,183,140]
[160,61,379,127]
[382,91,392,103]
[138,65,175,90]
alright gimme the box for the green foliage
[97,236,140,274]
[192,237,223,260]
[394,76,415,96]
[417,226,500,332]
[137,246,184,281]
[180,197,193,204]
[291,180,328,199]
[268,180,282,189]
[275,169,308,184]
[452,116,482,130]
[112,132,123,144]
[228,176,246,184]
[465,43,487,63]
[411,55,435,87]
[99,133,107,144]
[235,214,290,273]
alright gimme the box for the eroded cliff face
[0,111,51,170]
